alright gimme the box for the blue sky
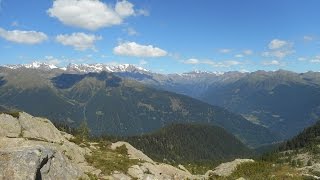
[0,0,320,73]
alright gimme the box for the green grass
[85,142,140,175]
[183,163,215,174]
[0,111,20,118]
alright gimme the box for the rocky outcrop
[0,112,256,180]
[109,141,203,180]
[0,112,97,180]
[206,159,254,177]
[0,145,82,180]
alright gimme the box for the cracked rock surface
[0,112,97,180]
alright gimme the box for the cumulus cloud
[235,54,244,58]
[303,35,314,42]
[125,27,138,36]
[11,21,19,27]
[218,48,232,54]
[183,58,241,68]
[115,0,135,17]
[55,32,102,51]
[263,39,294,59]
[298,57,307,61]
[113,42,167,57]
[47,0,138,30]
[184,58,199,64]
[310,55,320,63]
[243,49,253,55]
[44,56,61,65]
[139,59,148,65]
[268,39,288,49]
[0,27,48,44]
[136,9,150,16]
[262,60,281,66]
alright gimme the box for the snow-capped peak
[180,70,225,77]
[3,61,58,70]
[65,63,149,73]
[2,61,149,73]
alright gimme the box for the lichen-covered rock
[18,112,65,143]
[0,114,21,138]
[0,112,98,180]
[0,146,82,180]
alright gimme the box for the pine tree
[77,120,90,141]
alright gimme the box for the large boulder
[0,114,21,138]
[0,112,98,180]
[0,145,82,180]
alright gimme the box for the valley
[1,0,320,178]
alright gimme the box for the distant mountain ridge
[3,61,149,73]
[0,68,278,147]
[2,62,320,144]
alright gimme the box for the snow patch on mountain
[2,61,149,73]
[3,61,58,70]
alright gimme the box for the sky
[0,0,320,73]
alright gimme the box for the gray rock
[0,146,82,180]
[18,112,65,143]
[0,114,21,138]
[0,112,98,180]
[112,141,203,180]
[210,159,254,177]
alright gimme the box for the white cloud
[262,60,281,66]
[115,0,135,17]
[298,57,307,61]
[55,32,102,51]
[44,56,61,65]
[125,27,138,36]
[235,54,244,58]
[136,9,149,16]
[221,60,241,67]
[113,41,167,57]
[101,54,108,58]
[263,39,294,59]
[262,50,294,59]
[310,56,320,63]
[47,0,138,30]
[139,59,148,65]
[218,48,232,53]
[11,21,19,27]
[243,49,253,55]
[268,39,288,49]
[303,35,314,41]
[0,27,48,44]
[184,58,199,64]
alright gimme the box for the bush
[76,120,90,141]
[0,111,20,118]
[307,159,312,166]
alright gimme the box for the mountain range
[1,61,320,146]
[0,63,278,148]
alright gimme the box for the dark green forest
[124,123,253,165]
